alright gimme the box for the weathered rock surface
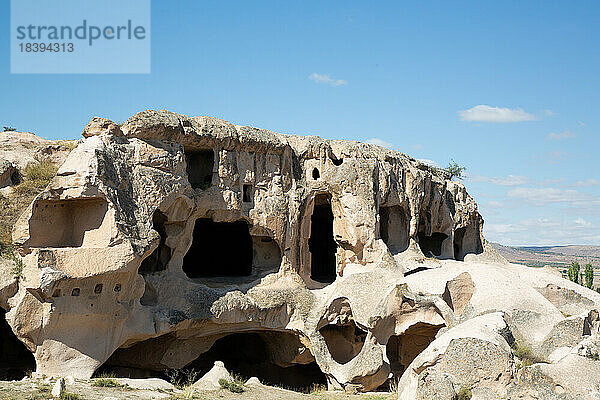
[192,361,233,390]
[0,131,73,171]
[0,110,599,398]
[0,159,17,189]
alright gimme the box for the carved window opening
[309,194,337,283]
[186,150,214,189]
[183,219,253,278]
[139,210,171,274]
[243,184,252,203]
[312,168,320,180]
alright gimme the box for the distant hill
[492,243,600,284]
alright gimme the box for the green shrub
[59,392,81,400]
[512,340,544,368]
[36,383,51,393]
[165,368,201,389]
[3,126,16,132]
[91,378,124,388]
[457,386,472,400]
[218,378,244,393]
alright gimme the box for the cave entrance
[379,205,409,254]
[96,331,327,393]
[386,323,442,380]
[184,332,326,392]
[186,150,214,189]
[309,194,337,283]
[453,225,483,261]
[0,308,35,380]
[183,219,253,278]
[320,321,367,365]
[139,210,171,274]
[417,232,448,258]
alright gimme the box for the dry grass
[0,159,57,254]
[512,340,545,368]
[56,140,79,151]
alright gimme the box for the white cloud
[487,201,505,208]
[507,187,600,206]
[533,151,569,164]
[578,121,586,127]
[366,138,395,149]
[417,159,440,167]
[543,109,555,116]
[485,217,600,246]
[574,179,600,187]
[574,217,592,228]
[547,130,576,141]
[308,73,347,87]
[468,174,530,186]
[412,144,424,151]
[458,105,537,123]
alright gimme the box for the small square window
[94,284,103,294]
[243,184,252,203]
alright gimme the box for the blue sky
[1,1,599,246]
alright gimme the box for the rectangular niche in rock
[243,184,252,203]
[183,218,253,278]
[28,198,110,248]
[185,150,214,189]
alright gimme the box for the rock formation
[1,110,600,398]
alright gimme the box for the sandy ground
[0,378,396,400]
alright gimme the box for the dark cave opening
[183,218,253,278]
[139,210,171,274]
[186,150,214,189]
[385,323,442,381]
[0,308,35,380]
[417,232,448,258]
[320,321,367,365]
[330,155,343,166]
[454,227,466,261]
[312,168,320,180]
[379,205,409,254]
[184,332,326,392]
[453,225,483,261]
[309,195,337,283]
[96,331,327,393]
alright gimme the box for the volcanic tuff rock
[1,110,600,398]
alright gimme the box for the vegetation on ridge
[1,158,57,276]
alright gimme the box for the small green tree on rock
[585,263,594,289]
[568,262,580,284]
[444,159,466,180]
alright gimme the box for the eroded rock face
[1,110,600,395]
